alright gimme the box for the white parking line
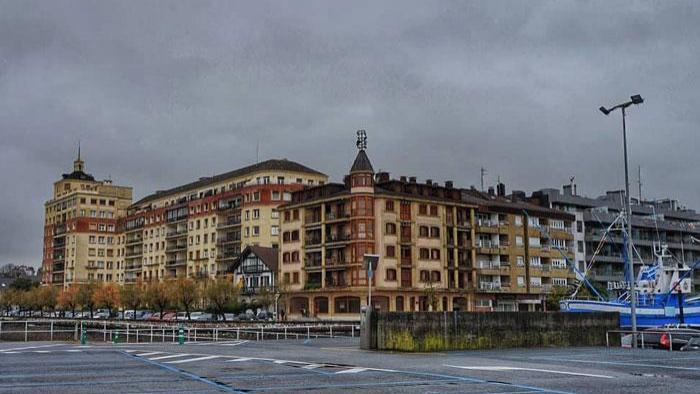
[226,357,253,362]
[166,355,221,364]
[148,353,191,360]
[302,364,324,369]
[335,367,369,374]
[0,344,64,352]
[134,351,163,357]
[444,365,615,379]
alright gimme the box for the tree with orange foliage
[57,286,79,317]
[92,283,120,318]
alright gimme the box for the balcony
[326,212,350,221]
[216,236,241,246]
[304,238,322,247]
[478,282,502,292]
[217,218,241,229]
[52,263,65,273]
[54,225,66,236]
[165,230,187,240]
[125,250,143,258]
[125,236,143,245]
[166,259,187,267]
[326,233,351,244]
[125,264,142,271]
[165,243,187,253]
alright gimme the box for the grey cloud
[1,0,700,266]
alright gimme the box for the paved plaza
[1,339,698,393]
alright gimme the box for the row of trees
[0,278,269,321]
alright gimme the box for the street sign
[363,254,379,272]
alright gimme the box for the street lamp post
[599,94,644,346]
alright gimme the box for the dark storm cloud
[2,0,699,266]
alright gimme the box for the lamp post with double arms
[599,94,644,346]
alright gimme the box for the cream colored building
[122,159,327,282]
[42,152,132,286]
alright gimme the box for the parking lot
[1,338,699,393]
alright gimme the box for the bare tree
[119,282,143,319]
[203,278,237,321]
[171,278,199,321]
[145,281,171,318]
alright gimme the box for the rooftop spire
[73,141,85,173]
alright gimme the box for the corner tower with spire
[349,129,375,194]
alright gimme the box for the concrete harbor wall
[362,311,619,351]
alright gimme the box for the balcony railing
[326,212,350,221]
[165,259,187,266]
[479,282,501,291]
[217,218,241,229]
[326,234,351,243]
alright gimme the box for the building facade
[119,159,327,283]
[530,186,700,293]
[278,141,576,320]
[42,152,133,286]
[228,245,278,312]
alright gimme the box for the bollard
[178,324,185,345]
[80,322,87,345]
[113,330,120,344]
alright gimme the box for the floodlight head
[599,106,610,115]
[630,95,643,105]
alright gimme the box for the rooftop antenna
[77,140,81,161]
[480,167,487,192]
[356,129,367,150]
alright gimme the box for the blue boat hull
[561,299,700,328]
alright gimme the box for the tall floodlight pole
[599,94,644,346]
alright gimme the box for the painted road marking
[148,353,192,360]
[134,351,163,357]
[335,367,369,374]
[226,357,253,362]
[445,365,615,379]
[166,355,221,364]
[302,364,324,369]
[0,344,64,352]
[536,358,700,372]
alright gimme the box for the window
[277,176,285,184]
[419,248,430,259]
[429,205,438,216]
[272,191,280,200]
[517,276,525,287]
[284,211,291,222]
[514,215,523,226]
[553,278,568,286]
[386,269,397,281]
[385,200,394,212]
[253,226,260,236]
[515,236,523,246]
[292,272,299,284]
[385,223,396,235]
[431,249,440,260]
[530,256,541,266]
[334,296,361,314]
[396,296,404,312]
[386,245,395,258]
[284,273,290,284]
[516,256,524,266]
[418,204,427,215]
[430,270,441,283]
[253,209,260,219]
[430,227,440,238]
[419,226,429,237]
[577,241,584,253]
[291,251,299,262]
[576,220,583,233]
[530,277,542,287]
[419,270,430,282]
[271,210,279,219]
[271,225,279,236]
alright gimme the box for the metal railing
[605,328,700,352]
[0,320,361,343]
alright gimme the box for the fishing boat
[558,215,700,327]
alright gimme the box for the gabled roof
[133,159,326,206]
[350,150,374,173]
[228,245,279,273]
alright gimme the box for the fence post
[261,326,264,340]
[669,333,673,352]
[237,327,240,340]
[194,328,197,342]
[284,327,287,339]
[351,325,354,338]
[50,321,54,342]
[25,321,28,342]
[307,326,310,339]
[329,326,333,338]
[162,328,165,343]
[126,324,130,343]
[150,326,153,343]
[136,329,139,343]
[605,331,609,348]
[103,321,107,342]
[74,321,78,341]
[0,321,3,340]
[641,332,645,349]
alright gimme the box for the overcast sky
[2,1,699,267]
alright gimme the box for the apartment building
[120,159,327,283]
[278,139,575,320]
[530,186,700,293]
[465,187,576,311]
[42,152,133,286]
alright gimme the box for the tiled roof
[350,150,374,173]
[133,159,325,206]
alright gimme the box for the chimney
[563,184,572,196]
[511,190,526,202]
[376,172,390,183]
[488,186,495,196]
[445,180,453,189]
[426,179,433,186]
[496,182,506,197]
[409,176,417,183]
[400,176,407,183]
